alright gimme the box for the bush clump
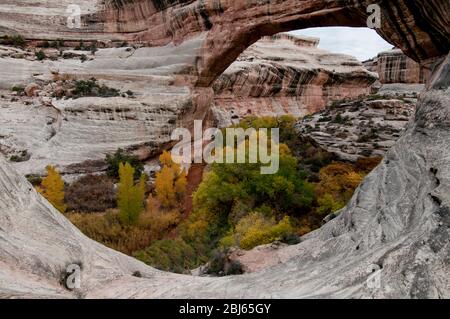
[72,78,120,99]
[0,34,26,47]
[220,213,296,250]
[133,238,200,274]
[11,85,25,95]
[67,210,152,255]
[9,150,30,162]
[26,174,43,186]
[106,148,144,180]
[65,174,116,212]
[206,249,243,276]
[35,50,46,61]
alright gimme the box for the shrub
[180,208,219,247]
[74,40,85,51]
[133,238,201,274]
[318,116,333,122]
[10,155,21,162]
[11,85,25,95]
[26,174,43,186]
[316,193,345,216]
[90,43,98,54]
[357,129,379,143]
[280,233,301,245]
[38,41,50,48]
[36,165,67,213]
[35,50,46,61]
[142,195,181,238]
[366,94,385,101]
[9,150,30,162]
[206,249,243,276]
[355,156,382,173]
[0,34,26,47]
[66,210,153,255]
[315,162,364,216]
[332,113,347,124]
[73,79,95,95]
[222,213,295,250]
[106,148,143,179]
[49,39,65,48]
[72,78,120,99]
[65,174,116,212]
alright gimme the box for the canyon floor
[0,0,448,299]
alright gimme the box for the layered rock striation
[1,0,448,84]
[364,49,432,84]
[211,34,377,126]
[297,97,416,162]
[0,43,203,177]
[0,0,448,298]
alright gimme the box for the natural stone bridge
[0,0,448,298]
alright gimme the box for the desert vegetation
[0,34,26,47]
[35,116,381,274]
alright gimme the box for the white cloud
[290,27,394,61]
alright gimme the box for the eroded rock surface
[297,94,417,162]
[1,82,448,298]
[364,49,431,84]
[0,0,448,299]
[211,34,377,126]
[0,44,202,177]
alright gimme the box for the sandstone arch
[0,0,448,298]
[2,1,448,84]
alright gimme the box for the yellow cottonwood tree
[37,165,67,213]
[117,162,146,225]
[315,162,364,216]
[155,151,187,209]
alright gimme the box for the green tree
[37,165,67,213]
[193,143,315,220]
[117,162,145,225]
[106,148,143,179]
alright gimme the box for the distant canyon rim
[0,0,448,298]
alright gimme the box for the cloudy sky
[290,27,394,61]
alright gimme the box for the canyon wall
[0,44,204,178]
[0,0,449,298]
[211,34,377,126]
[364,49,431,84]
[1,0,448,84]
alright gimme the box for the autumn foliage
[117,162,146,225]
[65,174,116,212]
[315,162,364,215]
[155,151,187,209]
[37,165,67,213]
[63,117,382,274]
